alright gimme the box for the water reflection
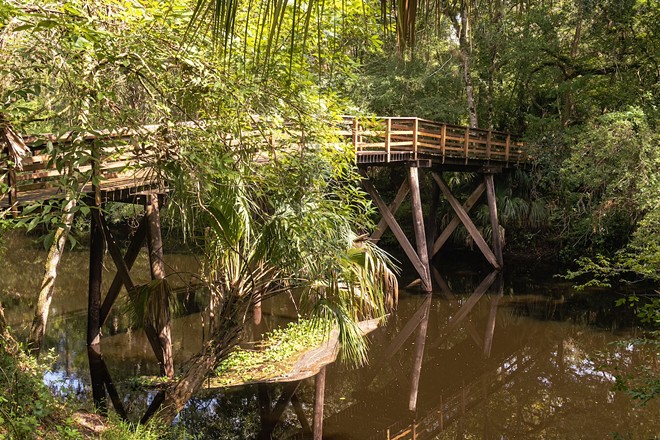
[1,237,658,438]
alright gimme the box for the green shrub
[0,330,80,439]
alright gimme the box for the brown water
[1,234,658,439]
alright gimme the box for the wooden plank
[432,173,500,269]
[431,182,485,257]
[408,167,431,291]
[371,179,410,242]
[505,134,510,162]
[359,170,428,281]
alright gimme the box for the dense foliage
[0,0,658,431]
[0,326,79,439]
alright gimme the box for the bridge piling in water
[348,116,528,288]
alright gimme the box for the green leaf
[43,230,55,251]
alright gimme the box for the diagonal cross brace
[359,169,430,284]
[371,179,410,243]
[431,182,485,257]
[432,173,500,269]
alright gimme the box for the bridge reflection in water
[235,269,507,439]
[318,270,504,440]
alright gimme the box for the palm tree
[144,121,398,424]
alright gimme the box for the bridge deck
[1,117,527,210]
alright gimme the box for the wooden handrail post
[464,127,470,164]
[385,118,391,163]
[413,118,419,160]
[486,130,492,160]
[352,118,358,152]
[505,134,511,162]
[440,124,446,163]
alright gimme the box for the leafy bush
[0,330,79,439]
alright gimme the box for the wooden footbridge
[1,116,528,433]
[1,116,528,286]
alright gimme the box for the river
[1,233,658,439]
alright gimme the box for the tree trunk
[145,194,174,379]
[149,323,242,425]
[562,11,582,127]
[28,197,76,356]
[450,1,478,128]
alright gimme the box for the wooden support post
[484,174,504,267]
[140,391,166,425]
[359,169,429,284]
[371,179,409,243]
[146,193,174,379]
[270,382,301,428]
[352,118,359,150]
[408,167,432,292]
[258,384,272,428]
[431,267,452,297]
[431,183,484,257]
[505,134,511,162]
[87,205,106,411]
[100,216,136,293]
[432,173,501,270]
[313,366,326,440]
[409,293,431,412]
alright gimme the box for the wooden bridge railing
[339,117,527,165]
[1,117,527,211]
[0,125,173,211]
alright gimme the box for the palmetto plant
[141,119,398,424]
